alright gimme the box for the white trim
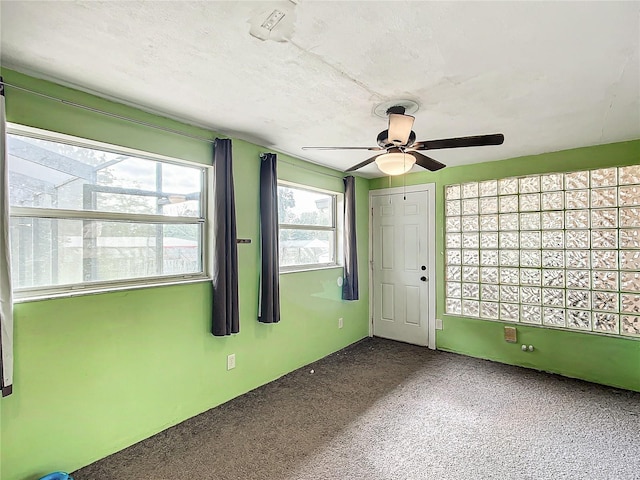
[368,198,374,338]
[368,183,438,349]
[206,166,215,284]
[426,184,437,350]
[369,184,434,198]
[14,276,211,302]
[279,265,344,275]
[279,262,340,273]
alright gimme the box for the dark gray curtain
[342,176,359,300]
[258,153,280,323]
[211,138,239,336]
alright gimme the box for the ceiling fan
[302,106,504,175]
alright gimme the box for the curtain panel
[258,153,280,324]
[0,77,14,396]
[342,175,359,301]
[211,138,239,336]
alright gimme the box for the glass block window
[444,166,640,338]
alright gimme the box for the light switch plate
[435,318,443,330]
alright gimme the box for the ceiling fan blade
[408,151,446,172]
[345,153,383,172]
[388,113,415,145]
[411,133,504,151]
[302,146,384,151]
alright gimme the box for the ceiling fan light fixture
[387,113,415,145]
[375,151,415,176]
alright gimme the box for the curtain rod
[268,155,346,180]
[2,80,350,180]
[1,80,217,144]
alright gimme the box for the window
[7,125,209,298]
[444,167,640,338]
[277,182,341,271]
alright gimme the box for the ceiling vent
[249,1,297,42]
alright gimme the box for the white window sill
[13,276,211,303]
[279,265,344,275]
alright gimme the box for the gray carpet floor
[74,338,640,480]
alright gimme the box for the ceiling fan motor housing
[386,105,406,115]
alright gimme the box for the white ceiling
[1,1,638,177]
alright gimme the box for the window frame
[7,123,212,301]
[277,180,343,273]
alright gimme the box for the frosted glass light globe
[375,152,415,175]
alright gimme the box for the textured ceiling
[1,1,638,177]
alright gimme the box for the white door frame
[368,183,437,350]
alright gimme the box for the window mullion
[279,223,335,231]
[10,206,203,224]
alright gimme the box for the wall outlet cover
[504,326,517,343]
[227,354,236,370]
[435,318,443,330]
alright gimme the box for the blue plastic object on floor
[39,473,73,480]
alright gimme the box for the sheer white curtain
[0,77,14,397]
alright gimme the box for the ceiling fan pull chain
[403,153,407,200]
[403,172,406,200]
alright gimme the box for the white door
[371,187,434,347]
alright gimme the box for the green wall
[2,66,638,480]
[371,140,640,392]
[0,69,370,480]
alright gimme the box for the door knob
[421,265,426,270]
[420,276,427,282]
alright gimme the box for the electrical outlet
[435,318,443,330]
[338,317,344,329]
[227,354,236,370]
